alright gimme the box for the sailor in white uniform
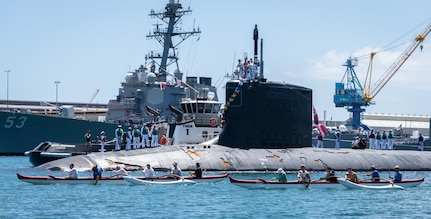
[126,127,132,150]
[114,125,124,151]
[141,125,150,148]
[100,131,106,153]
[151,125,158,147]
[132,125,140,149]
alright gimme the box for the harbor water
[1,156,431,218]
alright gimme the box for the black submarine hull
[219,80,312,149]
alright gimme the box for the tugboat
[1,0,221,155]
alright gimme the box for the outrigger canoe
[229,176,424,189]
[337,178,404,190]
[17,173,229,185]
[123,176,196,185]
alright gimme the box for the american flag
[313,107,319,126]
[312,106,327,137]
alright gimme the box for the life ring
[209,118,218,127]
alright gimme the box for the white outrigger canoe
[337,178,404,190]
[123,176,196,185]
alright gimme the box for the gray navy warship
[1,0,221,155]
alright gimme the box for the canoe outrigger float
[16,173,229,185]
[123,176,196,185]
[337,178,404,189]
[228,176,424,189]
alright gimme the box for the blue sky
[1,0,431,121]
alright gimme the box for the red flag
[317,124,328,137]
[313,107,319,126]
[160,82,165,90]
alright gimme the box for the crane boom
[89,89,100,104]
[334,21,431,129]
[363,21,431,103]
[84,89,100,119]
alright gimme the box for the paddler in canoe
[275,168,288,182]
[318,166,338,182]
[142,164,156,179]
[363,165,380,182]
[297,164,311,187]
[189,162,203,178]
[391,165,402,182]
[66,163,78,179]
[344,168,359,183]
[111,165,128,178]
[170,162,182,179]
[91,164,103,185]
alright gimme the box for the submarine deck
[35,144,431,172]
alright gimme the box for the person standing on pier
[368,130,376,150]
[418,133,424,151]
[100,131,106,153]
[387,130,394,150]
[375,131,381,150]
[334,130,340,149]
[381,131,387,150]
[126,127,132,150]
[84,130,92,154]
[132,125,141,149]
[316,132,323,148]
[115,125,124,151]
[151,125,159,147]
[141,125,150,148]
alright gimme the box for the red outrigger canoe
[17,172,229,185]
[229,176,424,189]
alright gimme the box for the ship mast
[146,0,201,81]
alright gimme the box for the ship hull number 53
[3,116,27,129]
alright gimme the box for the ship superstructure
[106,0,218,125]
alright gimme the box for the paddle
[380,177,395,184]
[48,174,58,179]
[298,172,310,188]
[258,178,268,183]
[361,174,393,184]
[314,159,330,170]
[318,175,340,181]
[169,172,183,180]
[301,180,310,188]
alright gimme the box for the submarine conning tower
[218,79,312,149]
